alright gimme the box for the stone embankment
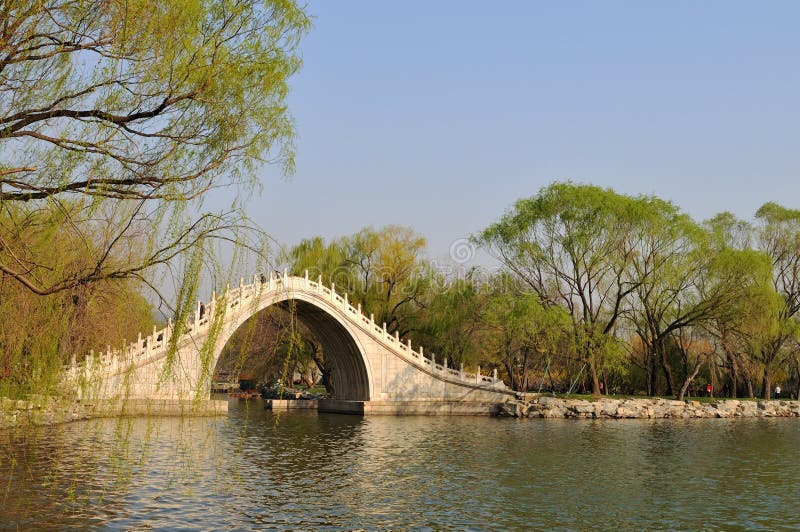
[0,396,227,429]
[501,396,800,419]
[0,396,90,429]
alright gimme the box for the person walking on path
[775,384,781,400]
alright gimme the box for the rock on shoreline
[500,397,800,419]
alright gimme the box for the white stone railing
[65,270,506,390]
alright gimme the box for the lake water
[1,399,799,530]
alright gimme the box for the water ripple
[2,403,800,529]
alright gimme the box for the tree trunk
[678,363,703,401]
[657,338,676,396]
[303,366,314,388]
[795,357,800,400]
[677,358,705,401]
[504,360,517,391]
[589,355,601,396]
[319,366,334,395]
[738,356,755,398]
[520,349,531,392]
[645,353,654,396]
[312,352,334,395]
[727,349,739,399]
[761,342,783,399]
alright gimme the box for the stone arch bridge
[65,272,514,415]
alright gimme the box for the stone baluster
[318,274,323,290]
[476,366,481,384]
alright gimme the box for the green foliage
[481,278,574,391]
[414,270,485,367]
[755,202,800,224]
[288,237,347,284]
[1,0,309,200]
[704,212,753,250]
[469,184,800,396]
[0,0,309,295]
[0,203,156,398]
[477,182,686,393]
[287,225,428,335]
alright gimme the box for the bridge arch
[211,288,374,401]
[66,275,512,413]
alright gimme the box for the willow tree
[295,226,430,336]
[624,210,771,397]
[287,237,347,285]
[621,199,699,396]
[0,200,157,396]
[344,226,430,337]
[693,213,771,398]
[0,1,310,298]
[412,269,487,369]
[477,182,675,395]
[481,276,573,393]
[752,202,800,398]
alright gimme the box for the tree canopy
[0,0,310,295]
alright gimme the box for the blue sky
[244,1,800,265]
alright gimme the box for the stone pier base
[268,399,320,410]
[266,399,501,416]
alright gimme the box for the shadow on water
[2,403,800,529]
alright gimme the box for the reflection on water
[2,400,800,529]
